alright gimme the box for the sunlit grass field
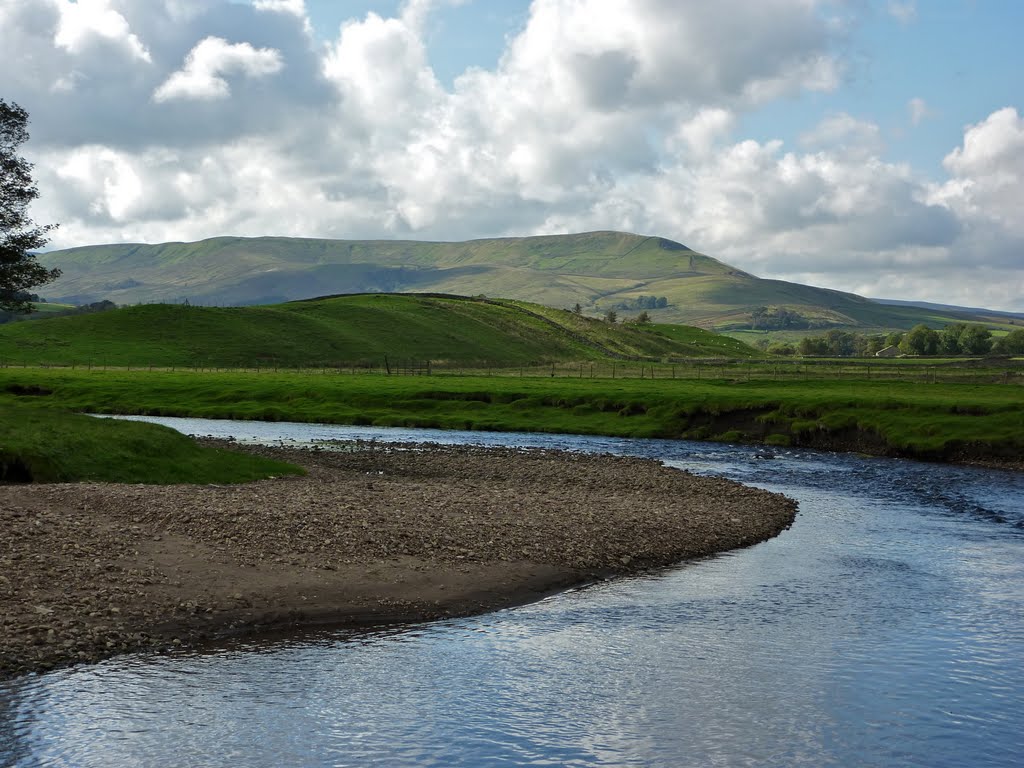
[3,367,1021,461]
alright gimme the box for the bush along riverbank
[0,441,797,678]
[2,368,1022,469]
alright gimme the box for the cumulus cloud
[0,0,328,148]
[672,108,736,157]
[251,0,312,36]
[475,0,842,113]
[942,108,1024,186]
[932,107,1024,243]
[252,0,305,16]
[800,113,885,157]
[928,107,1024,268]
[54,0,152,62]
[153,37,284,102]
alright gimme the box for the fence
[2,357,1022,385]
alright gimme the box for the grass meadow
[3,367,1021,461]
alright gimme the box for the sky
[1,0,1022,311]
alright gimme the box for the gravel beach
[0,441,796,679]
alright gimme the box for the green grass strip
[2,368,1021,461]
[0,401,303,484]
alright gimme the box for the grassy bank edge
[0,402,304,484]
[2,368,1022,470]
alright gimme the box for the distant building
[875,345,900,358]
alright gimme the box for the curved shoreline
[0,441,796,680]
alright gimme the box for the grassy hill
[38,231,995,332]
[0,293,757,368]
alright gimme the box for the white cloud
[153,36,284,102]
[935,107,1024,232]
[55,145,147,222]
[672,108,736,157]
[322,11,440,122]
[908,97,931,126]
[54,0,152,62]
[252,0,305,16]
[800,113,885,157]
[483,0,842,112]
[252,0,312,36]
[887,1,916,24]
[942,107,1024,181]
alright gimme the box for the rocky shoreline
[0,441,796,680]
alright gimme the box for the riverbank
[3,368,1023,467]
[0,441,796,679]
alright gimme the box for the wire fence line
[2,358,1022,385]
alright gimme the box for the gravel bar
[0,440,796,679]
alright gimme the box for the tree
[865,335,887,355]
[766,342,796,356]
[635,310,651,324]
[957,324,992,355]
[884,331,904,349]
[604,309,617,324]
[823,329,857,357]
[750,305,810,330]
[1,99,59,313]
[900,324,940,355]
[572,302,583,315]
[937,323,991,355]
[798,336,829,356]
[940,323,967,355]
[992,329,1024,355]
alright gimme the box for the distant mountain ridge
[38,231,1003,331]
[872,298,1024,322]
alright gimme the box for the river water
[2,418,1023,767]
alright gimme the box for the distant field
[28,303,77,316]
[3,367,1021,463]
[0,302,76,324]
[0,293,758,368]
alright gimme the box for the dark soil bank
[0,442,796,679]
[682,407,1024,470]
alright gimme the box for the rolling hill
[37,231,999,332]
[0,293,757,367]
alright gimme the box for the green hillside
[0,293,757,367]
[38,231,990,332]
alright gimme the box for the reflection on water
[3,419,1023,767]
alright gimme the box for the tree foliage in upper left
[1,99,60,313]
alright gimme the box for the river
[2,417,1023,767]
